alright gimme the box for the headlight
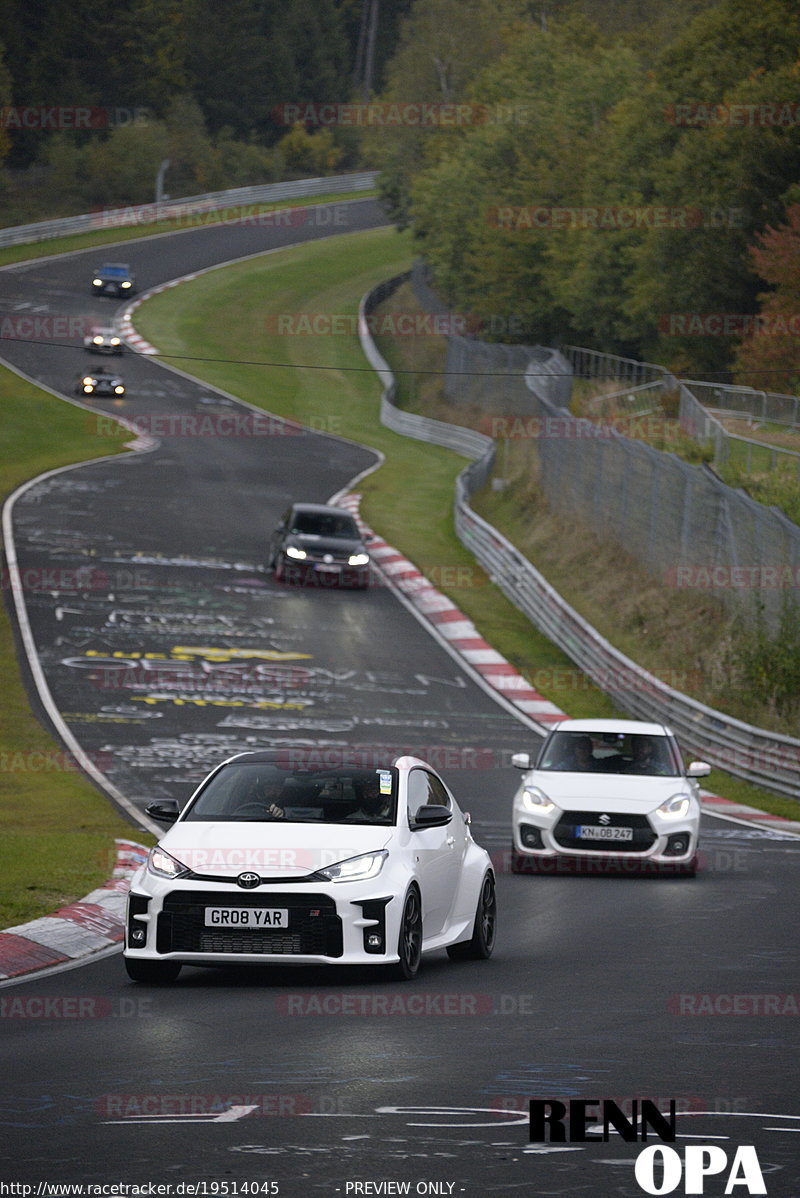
[83,385,94,393]
[315,849,388,883]
[286,546,307,560]
[655,794,692,820]
[147,846,189,879]
[520,786,555,814]
[93,336,103,345]
[83,376,95,385]
[92,278,103,286]
[121,280,132,288]
[348,553,369,566]
[114,385,125,394]
[110,337,120,346]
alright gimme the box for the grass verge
[133,236,798,820]
[1,367,153,928]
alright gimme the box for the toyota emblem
[237,871,261,889]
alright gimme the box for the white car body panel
[511,718,704,871]
[125,753,494,972]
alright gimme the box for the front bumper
[124,875,400,966]
[512,806,698,869]
[281,556,370,587]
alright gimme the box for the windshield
[537,731,680,776]
[183,763,397,825]
[291,512,359,539]
[99,265,130,277]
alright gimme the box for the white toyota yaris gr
[510,719,710,876]
[124,751,496,982]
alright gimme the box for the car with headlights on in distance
[124,751,496,983]
[510,718,710,876]
[269,502,371,587]
[83,324,123,354]
[74,366,125,397]
[91,262,135,297]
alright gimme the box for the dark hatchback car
[74,366,126,397]
[269,503,371,588]
[91,262,136,297]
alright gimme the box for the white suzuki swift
[510,719,710,876]
[125,751,496,982]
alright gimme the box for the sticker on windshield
[379,771,392,794]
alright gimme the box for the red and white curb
[337,493,564,728]
[698,791,800,832]
[339,494,800,837]
[117,275,203,355]
[0,840,147,982]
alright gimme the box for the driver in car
[628,738,671,775]
[343,774,392,822]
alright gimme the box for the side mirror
[145,799,180,824]
[411,804,453,830]
[687,761,712,778]
[511,752,533,770]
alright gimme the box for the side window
[425,774,452,810]
[407,770,451,824]
[407,770,430,825]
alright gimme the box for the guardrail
[360,275,800,800]
[0,171,379,248]
[359,275,495,464]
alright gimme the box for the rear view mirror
[511,752,533,770]
[687,761,712,778]
[145,799,180,824]
[411,805,453,829]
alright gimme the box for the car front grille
[553,810,656,853]
[157,891,343,957]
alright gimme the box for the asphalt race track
[1,199,799,1196]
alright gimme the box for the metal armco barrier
[0,172,379,247]
[360,275,800,801]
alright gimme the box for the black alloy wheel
[447,872,496,960]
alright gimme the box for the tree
[733,202,800,393]
[409,16,641,343]
[0,39,11,170]
[368,0,528,225]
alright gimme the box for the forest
[0,0,797,380]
